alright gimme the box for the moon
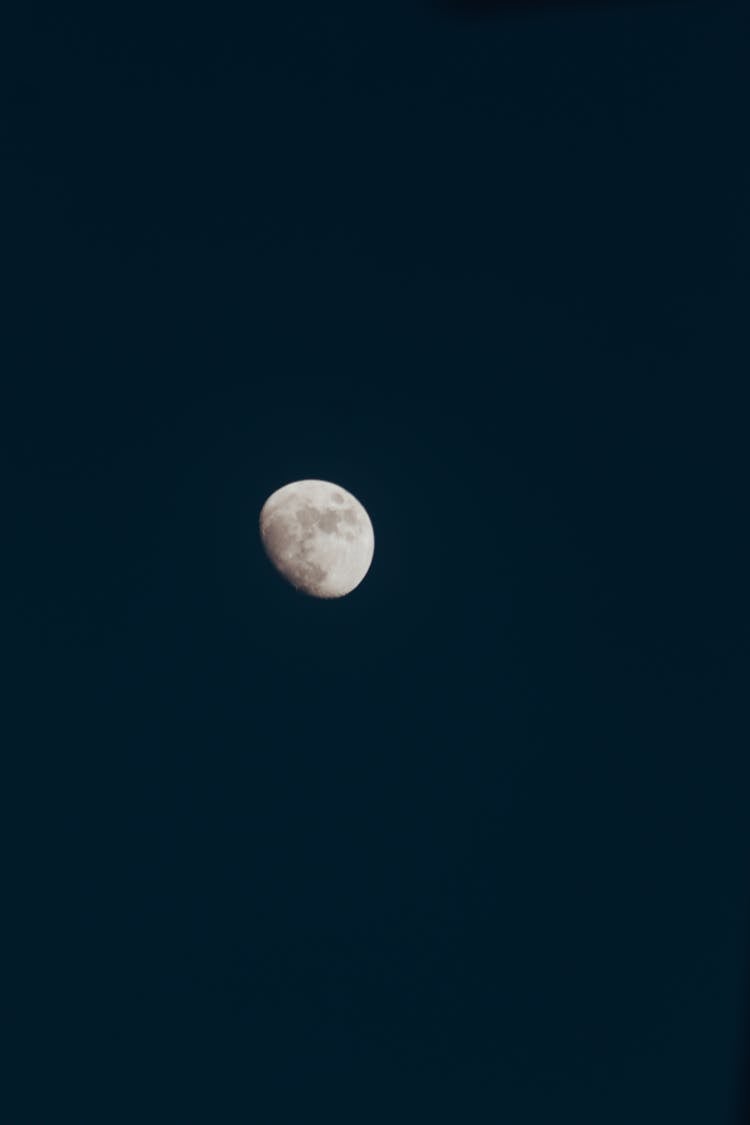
[259,480,375,598]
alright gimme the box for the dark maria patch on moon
[317,510,342,533]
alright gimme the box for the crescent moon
[259,480,375,598]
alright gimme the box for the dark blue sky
[6,3,749,1122]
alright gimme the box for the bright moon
[259,479,375,598]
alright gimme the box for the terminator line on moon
[259,480,375,598]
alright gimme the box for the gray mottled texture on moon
[259,479,375,598]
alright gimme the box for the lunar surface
[259,480,375,598]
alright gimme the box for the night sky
[6,2,749,1121]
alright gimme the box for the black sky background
[5,2,749,1122]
